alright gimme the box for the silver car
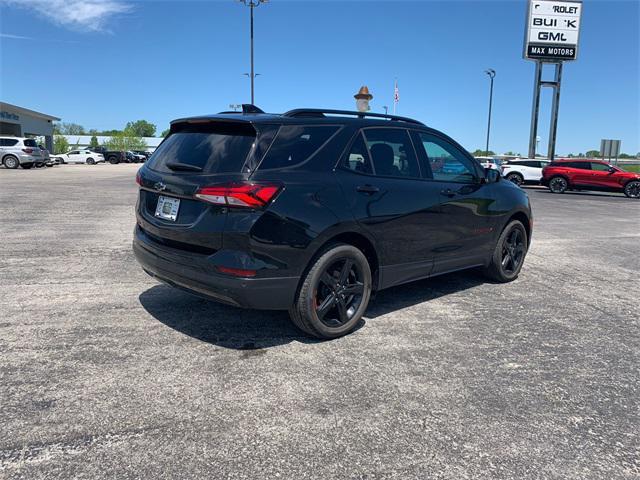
[0,136,43,169]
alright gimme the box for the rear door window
[342,133,374,174]
[362,128,420,178]
[147,122,256,174]
[258,125,339,170]
[0,139,19,147]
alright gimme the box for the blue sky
[1,0,638,155]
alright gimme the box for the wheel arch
[505,210,532,247]
[298,229,381,295]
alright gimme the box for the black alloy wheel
[314,258,366,328]
[549,176,568,194]
[289,244,372,339]
[624,181,640,199]
[500,227,526,276]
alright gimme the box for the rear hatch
[137,120,272,253]
[23,138,42,157]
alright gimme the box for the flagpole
[393,79,397,115]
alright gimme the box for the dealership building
[0,102,60,152]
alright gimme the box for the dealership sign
[524,0,582,61]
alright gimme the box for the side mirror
[608,167,616,174]
[484,167,500,183]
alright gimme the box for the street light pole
[485,69,496,155]
[484,68,496,155]
[239,0,267,104]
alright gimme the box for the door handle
[440,188,457,197]
[356,184,380,195]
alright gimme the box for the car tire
[483,220,528,283]
[108,156,119,164]
[289,244,372,339]
[3,155,19,169]
[506,172,524,186]
[21,163,33,169]
[624,181,640,199]
[86,158,95,165]
[548,176,568,194]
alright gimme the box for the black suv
[134,106,532,339]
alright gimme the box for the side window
[417,133,477,183]
[259,125,339,170]
[342,133,373,174]
[572,162,591,170]
[362,128,420,178]
[590,162,610,171]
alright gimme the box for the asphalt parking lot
[1,164,638,479]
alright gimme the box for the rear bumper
[133,227,299,310]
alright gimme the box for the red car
[542,159,640,198]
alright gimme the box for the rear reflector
[22,148,34,154]
[216,266,257,277]
[195,182,281,208]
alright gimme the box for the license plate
[155,195,180,222]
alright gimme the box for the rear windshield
[23,139,38,147]
[258,125,339,170]
[147,122,256,174]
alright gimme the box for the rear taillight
[22,148,34,154]
[135,172,142,186]
[195,183,281,208]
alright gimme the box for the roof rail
[282,108,425,126]
[216,104,266,115]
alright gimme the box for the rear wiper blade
[166,162,203,172]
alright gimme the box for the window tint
[259,125,339,170]
[571,162,591,170]
[0,139,19,146]
[147,122,256,174]
[417,133,477,183]
[342,133,373,174]
[590,162,610,171]
[23,139,37,147]
[362,128,419,178]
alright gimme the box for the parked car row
[499,158,640,199]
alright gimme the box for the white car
[500,159,550,186]
[53,150,105,165]
[474,156,501,170]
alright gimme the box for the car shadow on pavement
[139,271,486,348]
[139,284,317,350]
[365,270,486,319]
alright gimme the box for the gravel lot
[1,164,638,479]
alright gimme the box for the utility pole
[239,0,267,104]
[485,69,496,155]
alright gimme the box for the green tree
[89,135,100,149]
[585,150,600,158]
[100,129,122,136]
[53,135,69,154]
[125,120,156,137]
[161,128,170,137]
[58,122,86,135]
[104,129,147,152]
[472,149,496,156]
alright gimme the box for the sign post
[524,0,582,160]
[600,139,621,164]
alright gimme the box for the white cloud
[1,0,132,32]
